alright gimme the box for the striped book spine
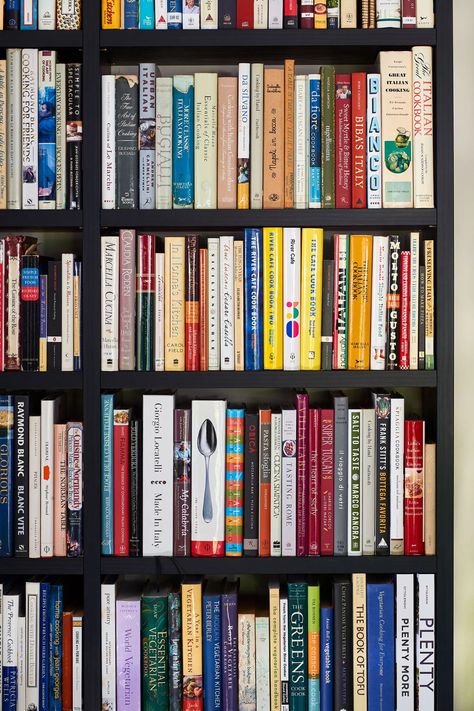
[225,408,245,557]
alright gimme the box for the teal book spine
[142,593,169,710]
[172,76,194,208]
[139,0,155,27]
[101,393,114,555]
[288,582,308,711]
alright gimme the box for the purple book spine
[173,408,191,556]
[116,600,141,709]
[221,587,238,711]
[119,229,136,371]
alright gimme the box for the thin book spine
[164,236,185,371]
[283,228,301,371]
[244,228,263,370]
[173,409,191,556]
[101,393,114,556]
[207,237,220,371]
[21,48,39,209]
[367,74,382,209]
[29,415,41,558]
[14,395,29,557]
[263,227,283,370]
[284,59,295,208]
[185,234,200,371]
[139,62,156,209]
[333,234,348,370]
[194,73,218,209]
[258,407,272,557]
[101,235,119,371]
[52,423,67,558]
[281,406,296,557]
[220,235,234,370]
[237,63,250,209]
[308,408,320,556]
[270,411,282,556]
[225,408,245,556]
[320,408,334,556]
[348,409,362,556]
[155,78,173,209]
[243,412,258,557]
[321,260,334,371]
[154,252,165,371]
[218,76,237,209]
[390,396,405,555]
[361,408,375,556]
[334,394,348,556]
[199,248,208,371]
[61,253,74,371]
[66,63,82,210]
[373,392,391,555]
[129,418,141,557]
[119,229,136,371]
[101,75,116,209]
[234,241,244,371]
[308,74,322,208]
[38,50,56,210]
[296,392,309,556]
[6,50,21,209]
[66,421,83,557]
[172,75,194,208]
[370,235,389,370]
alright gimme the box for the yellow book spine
[314,0,327,28]
[263,228,283,370]
[348,234,372,370]
[269,583,280,711]
[234,241,244,371]
[181,582,203,689]
[301,228,324,370]
[165,237,185,371]
[102,0,121,28]
[352,573,367,710]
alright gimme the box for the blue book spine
[124,0,139,27]
[73,260,82,371]
[203,593,222,711]
[101,394,114,555]
[244,228,263,371]
[139,0,154,27]
[49,585,63,711]
[320,607,333,711]
[172,76,194,208]
[20,0,37,28]
[39,583,50,711]
[309,76,322,208]
[5,0,20,29]
[167,0,183,28]
[221,589,238,711]
[38,52,56,207]
[0,396,14,557]
[367,583,395,711]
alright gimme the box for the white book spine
[362,408,375,556]
[201,0,218,27]
[183,0,200,27]
[139,63,156,210]
[280,597,289,711]
[61,253,74,371]
[6,49,21,210]
[2,595,18,693]
[17,616,26,711]
[142,394,175,555]
[25,582,40,710]
[409,232,419,370]
[195,73,218,209]
[101,235,119,371]
[281,408,297,556]
[294,75,307,209]
[22,0,35,27]
[40,398,59,557]
[348,409,362,556]
[268,0,282,27]
[238,63,250,200]
[250,63,264,210]
[370,235,389,369]
[396,574,414,711]
[283,228,301,370]
[270,412,282,556]
[208,237,220,370]
[21,49,39,209]
[56,63,67,209]
[390,397,405,555]
[254,0,268,28]
[376,0,401,27]
[220,235,234,370]
[72,617,83,711]
[101,583,116,711]
[155,78,173,210]
[416,574,435,710]
[367,74,382,209]
[154,252,165,371]
[101,75,116,209]
[29,416,41,558]
[38,0,56,27]
[255,617,270,711]
[412,47,434,208]
[340,0,356,26]
[416,0,434,28]
[155,0,168,27]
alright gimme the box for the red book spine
[296,392,309,556]
[236,0,254,28]
[299,0,314,27]
[62,611,73,711]
[402,0,416,27]
[199,248,208,371]
[185,234,199,371]
[284,0,298,27]
[352,72,367,208]
[113,410,130,556]
[404,420,425,555]
[320,408,334,556]
[399,250,411,370]
[258,408,272,557]
[308,408,321,555]
[335,74,352,208]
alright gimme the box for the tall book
[243,412,259,557]
[296,392,309,556]
[308,74,322,208]
[335,73,351,208]
[195,73,218,209]
[221,580,238,711]
[334,394,348,556]
[270,411,282,557]
[390,396,405,555]
[155,252,165,371]
[225,407,245,557]
[294,74,308,209]
[115,71,138,209]
[47,260,62,372]
[281,406,297,557]
[21,48,39,209]
[404,419,425,555]
[268,582,280,711]
[116,588,141,709]
[320,409,334,556]
[101,235,119,371]
[283,228,301,370]
[263,67,284,208]
[29,415,41,558]
[173,75,194,208]
[244,228,263,370]
[333,234,348,370]
[6,49,21,209]
[352,573,367,711]
[348,234,372,370]
[65,63,82,209]
[352,71,367,208]
[288,582,308,710]
[412,47,434,208]
[155,77,173,209]
[139,62,156,209]
[234,242,244,372]
[301,228,323,370]
[256,616,270,710]
[367,581,395,707]
[218,76,237,209]
[113,407,130,557]
[396,574,414,711]
[203,583,222,711]
[237,63,250,209]
[38,50,56,209]
[370,234,389,369]
[416,0,434,28]
[307,585,320,710]
[57,0,81,28]
[20,253,40,371]
[141,589,169,710]
[348,409,362,556]
[373,392,391,555]
[308,408,320,556]
[181,581,203,711]
[333,579,352,711]
[118,229,136,371]
[173,409,191,557]
[367,73,382,209]
[258,407,272,557]
[164,236,185,371]
[416,574,435,709]
[52,422,66,558]
[284,59,295,208]
[101,74,116,209]
[168,590,182,711]
[207,237,220,371]
[0,396,13,556]
[185,234,200,371]
[263,227,283,370]
[320,605,333,711]
[376,0,400,26]
[41,396,63,558]
[321,65,335,208]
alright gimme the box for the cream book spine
[412,46,434,208]
[201,0,217,27]
[101,75,116,209]
[154,252,165,371]
[376,0,400,27]
[61,253,75,371]
[237,63,251,209]
[101,235,119,371]
[283,228,301,370]
[250,63,264,209]
[294,74,307,210]
[194,73,218,209]
[370,234,389,370]
[38,0,56,28]
[220,235,234,370]
[25,582,40,710]
[155,77,173,210]
[164,236,185,371]
[416,0,434,28]
[341,0,357,26]
[56,63,67,209]
[40,397,60,557]
[101,581,116,711]
[254,0,267,27]
[268,0,282,27]
[256,617,270,710]
[217,77,237,209]
[207,237,220,370]
[155,0,168,27]
[6,49,21,209]
[21,48,38,209]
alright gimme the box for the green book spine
[321,66,335,208]
[142,593,169,711]
[288,582,308,711]
[136,233,156,371]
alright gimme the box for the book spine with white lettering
[172,75,194,208]
[373,392,390,555]
[308,74,321,209]
[370,235,389,370]
[14,395,29,557]
[412,47,434,208]
[409,232,419,370]
[139,63,156,209]
[270,411,282,557]
[281,406,297,557]
[367,73,382,209]
[21,48,39,209]
[361,408,375,556]
[348,409,362,556]
[220,235,234,370]
[390,397,404,555]
[416,574,435,709]
[396,574,414,711]
[67,422,83,556]
[283,228,301,370]
[101,235,119,371]
[155,77,173,209]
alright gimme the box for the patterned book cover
[185,235,200,371]
[53,423,67,558]
[244,228,263,370]
[57,0,81,28]
[173,409,191,556]
[168,591,182,711]
[38,51,56,209]
[404,419,425,555]
[181,581,203,711]
[332,234,348,369]
[399,249,411,370]
[243,412,258,556]
[65,63,82,209]
[119,229,136,371]
[225,408,244,556]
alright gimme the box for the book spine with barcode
[207,237,220,370]
[6,49,21,209]
[155,77,173,209]
[220,235,234,370]
[139,63,156,209]
[21,48,38,209]
[101,236,119,371]
[66,63,82,209]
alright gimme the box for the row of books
[101,573,435,711]
[0,394,83,558]
[101,49,433,211]
[0,237,82,372]
[100,392,435,558]
[101,230,434,373]
[0,0,81,30]
[0,581,83,710]
[0,51,82,211]
[101,0,435,30]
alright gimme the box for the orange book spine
[263,68,285,209]
[53,424,67,557]
[62,611,73,711]
[258,408,272,556]
[348,234,372,370]
[218,77,238,209]
[199,248,208,371]
[284,59,295,208]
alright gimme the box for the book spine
[333,580,352,711]
[283,228,301,370]
[402,0,416,26]
[194,73,217,209]
[367,74,382,209]
[39,583,50,711]
[418,264,426,369]
[404,419,425,555]
[199,249,208,371]
[367,583,395,706]
[101,75,116,209]
[254,0,267,27]
[340,0,356,25]
[284,59,295,207]
[5,0,20,28]
[243,412,259,556]
[288,583,308,710]
[173,409,191,556]
[409,232,419,369]
[416,574,435,708]
[101,394,114,555]
[351,72,367,208]
[38,51,56,210]
[308,408,320,555]
[61,253,74,371]
[307,585,320,709]
[258,408,271,556]
[348,409,362,556]
[424,443,436,554]
[320,607,333,711]
[47,260,62,372]
[321,66,335,208]
[6,50,21,209]
[376,0,401,26]
[424,240,434,370]
[413,47,434,208]
[141,595,167,708]
[116,602,140,709]
[0,63,6,210]
[370,235,389,369]
[301,228,323,370]
[416,0,434,27]
[41,398,61,558]
[396,575,414,711]
[296,392,309,556]
[263,67,284,208]
[333,395,348,556]
[56,63,66,208]
[17,616,25,711]
[294,74,308,209]
[203,593,222,711]
[2,595,18,711]
[13,396,28,557]
[113,409,130,556]
[263,227,283,370]
[238,615,256,711]
[101,235,119,371]
[185,234,200,371]
[155,78,173,209]
[201,0,217,26]
[283,0,296,26]
[129,418,141,556]
[207,237,220,370]
[168,591,182,711]
[352,573,367,711]
[164,236,185,370]
[66,422,83,556]
[270,412,282,557]
[153,252,164,371]
[20,254,40,371]
[25,583,40,710]
[118,229,136,370]
[348,234,372,370]
[139,0,154,27]
[281,407,297,557]
[65,63,82,210]
[72,616,82,711]
[237,0,253,27]
[320,409,334,556]
[362,409,376,556]
[299,0,313,27]
[234,241,244,371]
[57,0,81,28]
[28,416,41,558]
[39,274,48,371]
[327,0,339,27]
[218,77,237,209]
[308,74,322,208]
[373,393,391,555]
[335,72,351,208]
[73,260,81,371]
[123,5,138,33]
[167,0,183,27]
[269,584,280,711]
[386,235,401,370]
[279,595,289,711]
[256,617,270,708]
[49,586,62,711]
[332,234,348,369]
[53,423,67,557]
[399,249,411,370]
[221,589,238,711]
[115,72,139,209]
[0,242,3,372]
[237,63,250,209]
[218,0,235,26]
[314,0,327,28]
[62,611,73,711]
[5,237,24,371]
[38,0,55,27]
[249,64,264,209]
[220,235,234,370]
[244,228,263,370]
[139,63,156,209]
[21,48,39,209]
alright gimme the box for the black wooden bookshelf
[1,3,453,708]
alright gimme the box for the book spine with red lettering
[299,0,313,27]
[284,0,298,27]
[351,72,367,208]
[404,419,425,555]
[320,408,334,556]
[399,250,411,370]
[199,248,208,371]
[185,234,199,371]
[335,74,351,208]
[296,392,309,556]
[113,408,130,556]
[308,408,321,556]
[402,0,416,27]
[237,0,254,27]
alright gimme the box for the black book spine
[218,0,236,27]
[5,1,19,29]
[386,235,401,371]
[243,412,259,556]
[418,264,426,370]
[66,63,83,210]
[14,395,29,557]
[333,579,353,711]
[321,259,335,370]
[47,260,62,371]
[20,254,40,372]
[129,418,142,557]
[373,393,391,555]
[67,422,83,556]
[115,73,139,209]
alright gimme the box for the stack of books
[1,0,81,29]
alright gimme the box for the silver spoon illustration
[197,418,217,523]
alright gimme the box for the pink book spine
[296,392,309,556]
[218,77,238,209]
[53,424,68,557]
[320,408,334,556]
[308,408,321,555]
[119,229,136,371]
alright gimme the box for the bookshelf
[3,1,452,708]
